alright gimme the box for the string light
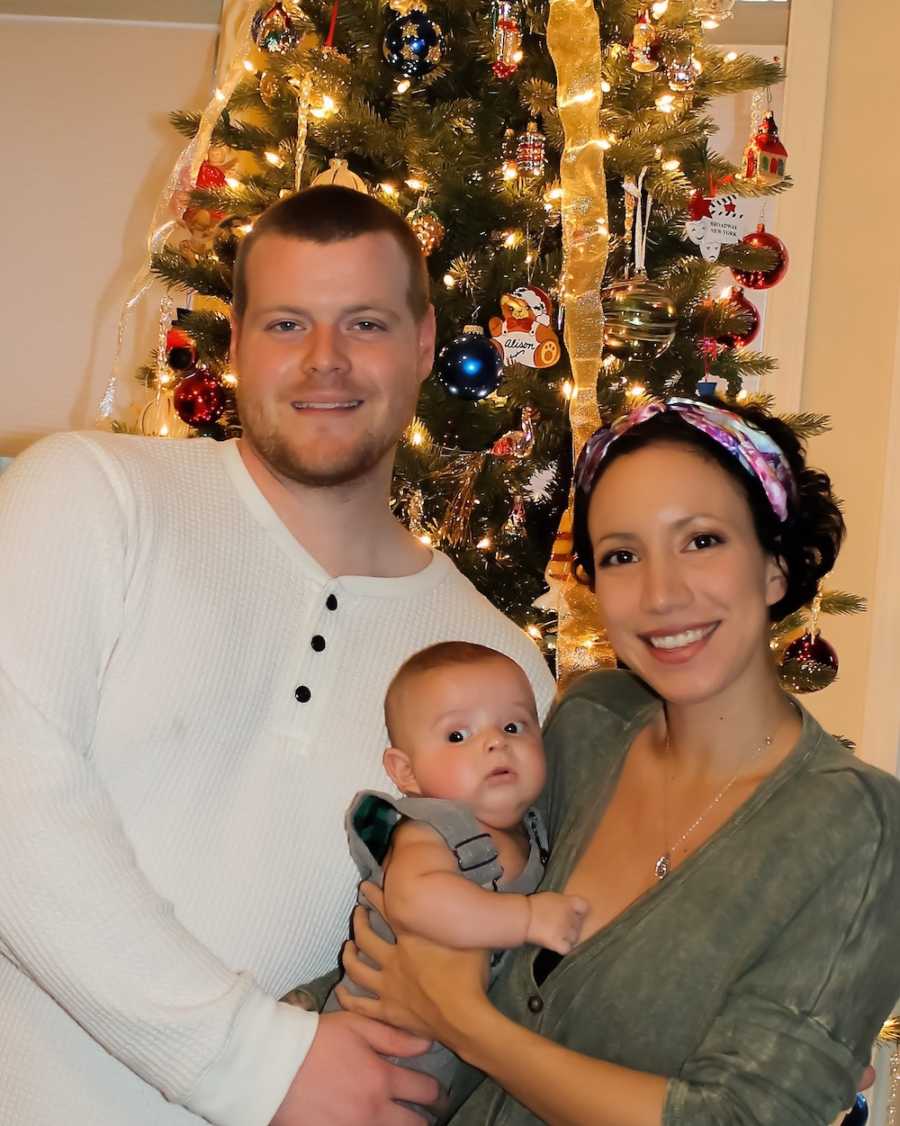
[238,222,254,234]
[477,536,493,550]
[443,273,456,288]
[724,51,738,63]
[598,138,612,151]
[379,182,398,196]
[651,0,669,15]
[503,231,522,248]
[600,80,611,93]
[396,79,411,94]
[225,176,241,190]
[158,372,172,387]
[527,625,542,639]
[661,157,681,171]
[562,380,573,399]
[214,88,226,103]
[405,418,430,447]
[418,533,432,545]
[242,59,255,72]
[562,88,596,107]
[655,93,675,113]
[160,424,170,437]
[264,151,283,167]
[628,383,646,398]
[405,178,427,191]
[737,389,749,402]
[222,371,238,387]
[502,166,518,181]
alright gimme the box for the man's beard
[239,398,399,488]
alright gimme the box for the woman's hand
[336,882,490,1046]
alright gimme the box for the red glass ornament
[717,287,760,349]
[173,369,225,426]
[731,223,789,290]
[196,159,227,189]
[779,632,839,693]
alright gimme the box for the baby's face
[393,657,545,828]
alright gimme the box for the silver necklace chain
[654,732,774,881]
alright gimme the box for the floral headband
[574,397,796,522]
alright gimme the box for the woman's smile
[640,621,720,663]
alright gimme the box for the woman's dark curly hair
[571,401,846,621]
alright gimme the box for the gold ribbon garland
[546,0,613,680]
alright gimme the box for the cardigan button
[294,685,312,703]
[527,994,543,1014]
[311,635,326,652]
[326,594,338,611]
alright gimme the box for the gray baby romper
[324,790,549,1123]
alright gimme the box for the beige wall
[785,0,900,773]
[0,15,217,454]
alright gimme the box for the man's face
[231,231,435,487]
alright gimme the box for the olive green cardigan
[448,670,900,1126]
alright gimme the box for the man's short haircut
[384,642,520,746]
[232,184,431,321]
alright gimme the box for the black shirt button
[527,994,543,1014]
[311,635,326,652]
[294,685,312,703]
[326,594,338,611]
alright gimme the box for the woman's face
[586,442,787,706]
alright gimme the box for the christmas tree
[115,0,861,682]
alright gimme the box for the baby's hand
[525,892,589,954]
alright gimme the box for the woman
[337,396,900,1126]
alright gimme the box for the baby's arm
[382,821,587,954]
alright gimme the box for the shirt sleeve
[0,435,314,1126]
[663,771,900,1126]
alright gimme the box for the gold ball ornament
[310,158,369,193]
[692,0,736,28]
[601,273,678,363]
[258,70,282,108]
[406,203,445,255]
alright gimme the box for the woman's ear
[382,747,421,795]
[764,554,789,608]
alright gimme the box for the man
[0,186,555,1126]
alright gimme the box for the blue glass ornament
[382,10,445,79]
[840,1094,869,1126]
[435,326,503,401]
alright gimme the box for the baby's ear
[383,746,421,795]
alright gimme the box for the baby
[323,641,587,1118]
